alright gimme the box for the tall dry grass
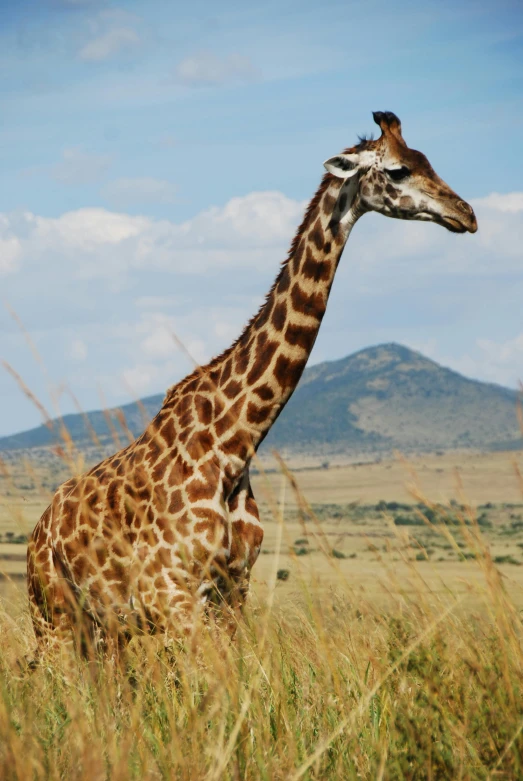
[1,485,523,779]
[1,322,523,779]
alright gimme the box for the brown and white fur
[27,111,477,654]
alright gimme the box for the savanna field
[1,444,523,779]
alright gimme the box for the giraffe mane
[164,172,335,404]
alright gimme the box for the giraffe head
[324,111,477,234]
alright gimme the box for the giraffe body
[27,112,477,651]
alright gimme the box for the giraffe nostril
[457,200,473,215]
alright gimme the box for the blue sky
[0,0,522,437]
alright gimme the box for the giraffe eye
[385,166,410,182]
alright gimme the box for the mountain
[263,343,522,454]
[0,344,521,456]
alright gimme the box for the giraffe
[27,111,477,654]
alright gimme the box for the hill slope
[0,344,521,456]
[264,343,522,454]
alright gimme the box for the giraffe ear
[323,154,359,179]
[323,149,375,179]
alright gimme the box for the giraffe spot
[228,490,240,512]
[209,368,220,386]
[152,455,170,483]
[107,480,121,513]
[328,218,339,238]
[111,538,128,558]
[291,283,325,318]
[338,192,347,212]
[133,465,148,490]
[374,184,383,195]
[193,507,225,527]
[223,379,242,399]
[179,408,194,429]
[194,395,213,426]
[221,430,251,458]
[199,458,220,483]
[192,538,210,564]
[245,495,259,519]
[247,342,278,385]
[285,322,318,352]
[147,437,163,462]
[153,484,168,513]
[184,377,199,394]
[220,359,233,385]
[154,574,166,590]
[247,402,271,426]
[253,384,274,401]
[186,431,214,461]
[124,499,134,527]
[274,354,304,390]
[386,184,399,197]
[216,395,245,436]
[186,479,216,502]
[71,553,91,580]
[324,241,332,254]
[307,205,320,224]
[161,525,175,545]
[256,304,271,328]
[94,544,108,566]
[322,192,336,213]
[271,301,287,332]
[60,499,78,536]
[177,395,192,416]
[215,410,234,438]
[384,197,393,208]
[178,426,190,445]
[106,559,128,584]
[234,348,250,374]
[399,195,414,208]
[302,247,332,282]
[168,458,193,486]
[160,417,176,442]
[361,184,370,196]
[211,396,224,421]
[168,490,184,514]
[256,330,268,349]
[276,264,292,293]
[310,219,324,250]
[134,448,145,465]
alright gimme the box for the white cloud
[79,27,140,61]
[121,362,162,397]
[2,188,522,434]
[117,312,209,397]
[52,146,112,185]
[101,177,178,208]
[409,334,523,389]
[343,190,523,292]
[78,9,142,62]
[476,192,523,213]
[1,190,521,290]
[175,51,259,86]
[0,191,305,280]
[0,216,22,275]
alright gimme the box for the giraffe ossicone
[27,111,477,654]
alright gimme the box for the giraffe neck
[207,173,364,465]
